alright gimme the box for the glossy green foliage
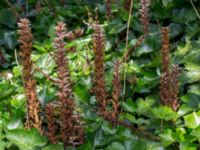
[0,0,200,149]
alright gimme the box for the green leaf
[185,63,200,83]
[0,83,16,101]
[6,118,23,130]
[179,142,197,150]
[121,99,136,113]
[184,111,200,129]
[152,106,178,121]
[74,83,90,103]
[34,53,55,76]
[6,128,47,150]
[135,98,155,116]
[0,141,7,150]
[159,129,175,147]
[178,104,193,116]
[181,93,200,109]
[190,126,200,142]
[106,142,125,150]
[175,38,191,56]
[42,144,64,150]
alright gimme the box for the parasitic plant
[53,22,84,146]
[159,27,180,111]
[17,18,41,132]
[45,104,58,144]
[92,21,108,115]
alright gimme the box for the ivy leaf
[121,99,136,113]
[184,111,200,129]
[106,142,125,150]
[175,38,191,56]
[42,144,64,150]
[152,106,178,121]
[0,141,7,150]
[185,63,200,83]
[159,129,175,147]
[179,142,197,150]
[6,128,47,150]
[135,98,155,117]
[190,126,200,142]
[0,83,16,101]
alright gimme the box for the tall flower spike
[92,22,108,114]
[159,27,170,107]
[53,22,84,146]
[17,18,41,131]
[111,60,121,119]
[45,104,58,144]
[159,27,180,111]
[140,0,150,35]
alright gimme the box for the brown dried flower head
[53,22,84,146]
[92,22,108,114]
[17,18,41,131]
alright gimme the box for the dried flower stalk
[159,27,180,111]
[139,0,150,35]
[53,22,84,146]
[92,22,108,114]
[45,104,58,144]
[17,18,41,131]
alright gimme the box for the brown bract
[17,18,41,132]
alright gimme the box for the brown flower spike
[140,0,150,35]
[45,104,58,144]
[17,18,41,131]
[53,22,84,146]
[159,27,180,111]
[92,22,108,114]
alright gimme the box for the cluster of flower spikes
[17,18,41,132]
[159,27,180,111]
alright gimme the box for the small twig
[190,0,200,21]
